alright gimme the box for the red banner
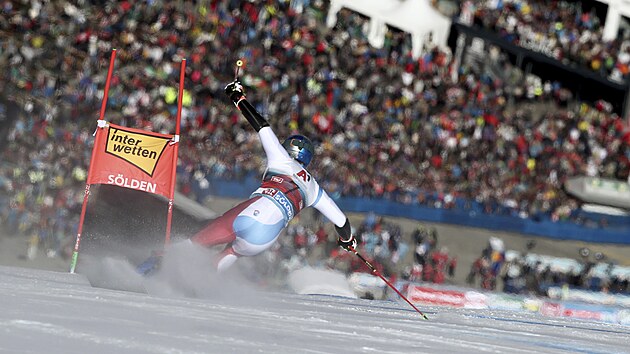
[87,122,176,198]
[406,286,467,307]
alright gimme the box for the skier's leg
[190,197,260,247]
[214,197,285,272]
[216,245,239,272]
[136,198,258,276]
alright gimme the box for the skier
[138,80,357,274]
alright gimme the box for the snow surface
[1,242,629,353]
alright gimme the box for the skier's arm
[259,127,291,161]
[225,80,269,132]
[313,189,357,251]
[225,80,288,161]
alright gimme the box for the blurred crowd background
[0,0,629,296]
[466,0,630,82]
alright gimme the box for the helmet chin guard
[282,135,314,167]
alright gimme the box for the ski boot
[136,250,163,276]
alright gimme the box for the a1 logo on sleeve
[296,169,311,182]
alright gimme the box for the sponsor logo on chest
[271,176,284,183]
[261,188,277,197]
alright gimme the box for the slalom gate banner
[87,122,176,198]
[68,50,187,274]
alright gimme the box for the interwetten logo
[105,127,169,176]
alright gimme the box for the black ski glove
[337,235,357,252]
[225,80,245,102]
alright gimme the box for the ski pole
[234,59,243,80]
[350,247,429,320]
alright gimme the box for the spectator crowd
[0,0,628,295]
[467,237,630,296]
[248,210,457,292]
[463,0,630,83]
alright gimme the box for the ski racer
[138,80,357,274]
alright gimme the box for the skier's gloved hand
[225,80,245,102]
[337,235,357,253]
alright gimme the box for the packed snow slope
[0,260,628,353]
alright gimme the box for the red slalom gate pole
[351,247,429,320]
[70,49,117,274]
[164,59,186,245]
